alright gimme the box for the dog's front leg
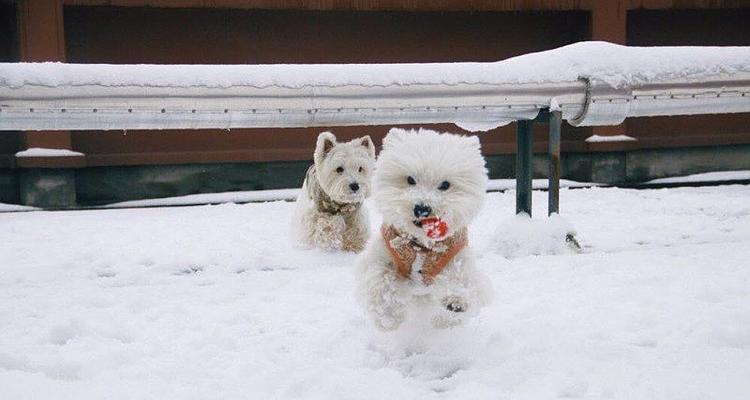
[341,209,370,253]
[357,254,407,331]
[310,211,346,250]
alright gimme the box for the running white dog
[292,131,376,252]
[356,128,492,330]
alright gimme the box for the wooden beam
[589,0,631,146]
[18,0,65,62]
[592,0,626,44]
[17,0,77,164]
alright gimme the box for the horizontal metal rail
[1,68,749,131]
[0,81,585,131]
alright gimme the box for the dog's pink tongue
[421,216,448,240]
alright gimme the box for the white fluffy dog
[292,131,376,252]
[356,128,492,331]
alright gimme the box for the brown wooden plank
[18,0,66,62]
[17,0,76,164]
[15,154,86,168]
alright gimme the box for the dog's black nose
[349,182,360,192]
[413,204,432,218]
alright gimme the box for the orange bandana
[381,225,467,285]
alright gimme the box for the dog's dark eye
[336,166,344,174]
[438,181,451,191]
[358,166,363,173]
[407,176,416,185]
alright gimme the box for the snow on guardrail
[1,41,749,131]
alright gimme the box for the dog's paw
[442,296,468,313]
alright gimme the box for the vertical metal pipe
[516,119,533,216]
[548,110,562,216]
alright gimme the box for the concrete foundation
[19,169,77,208]
[626,144,750,182]
[75,161,310,205]
[0,169,19,204]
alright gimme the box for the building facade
[1,0,750,207]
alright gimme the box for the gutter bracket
[569,77,632,127]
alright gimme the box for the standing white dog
[292,131,376,252]
[356,128,492,330]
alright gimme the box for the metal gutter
[0,68,749,131]
[0,80,586,131]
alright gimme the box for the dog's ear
[359,135,376,159]
[382,128,407,151]
[314,131,337,165]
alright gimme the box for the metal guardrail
[1,74,749,131]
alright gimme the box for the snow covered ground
[1,185,749,399]
[101,179,596,209]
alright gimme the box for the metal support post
[516,119,533,216]
[548,110,562,216]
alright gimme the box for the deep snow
[1,185,749,399]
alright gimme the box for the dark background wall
[0,3,18,62]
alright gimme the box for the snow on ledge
[645,170,750,184]
[15,147,84,158]
[487,179,598,191]
[0,202,38,212]
[105,188,302,209]
[584,135,637,143]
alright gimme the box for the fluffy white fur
[292,131,376,252]
[356,128,492,330]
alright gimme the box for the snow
[645,170,750,184]
[0,203,38,212]
[2,184,750,399]
[453,120,513,132]
[584,134,638,143]
[549,97,562,112]
[487,178,598,191]
[15,148,85,158]
[493,213,579,259]
[105,188,301,208]
[100,179,596,209]
[2,42,749,91]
